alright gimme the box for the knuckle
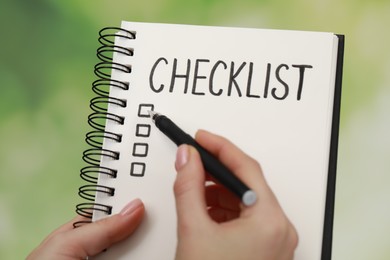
[262,215,290,242]
[269,218,289,240]
[263,215,299,253]
[289,224,299,250]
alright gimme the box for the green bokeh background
[1,0,389,259]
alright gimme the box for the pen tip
[148,110,159,121]
[148,110,155,118]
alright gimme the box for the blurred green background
[1,0,389,259]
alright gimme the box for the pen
[149,111,257,206]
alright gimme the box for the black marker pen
[149,111,257,206]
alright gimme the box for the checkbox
[136,124,151,137]
[132,143,149,157]
[130,162,146,177]
[138,104,154,117]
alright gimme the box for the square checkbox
[138,104,154,117]
[136,124,151,137]
[130,162,146,177]
[132,143,149,157]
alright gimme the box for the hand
[27,198,145,260]
[173,130,298,260]
[28,130,297,260]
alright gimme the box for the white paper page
[92,21,339,260]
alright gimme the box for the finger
[27,215,85,259]
[174,145,210,229]
[67,198,145,258]
[37,215,88,249]
[195,130,277,207]
[205,184,241,211]
[195,130,266,189]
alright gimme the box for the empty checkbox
[132,143,149,157]
[130,162,146,177]
[136,124,151,137]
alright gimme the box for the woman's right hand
[173,130,298,260]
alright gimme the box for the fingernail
[120,198,143,216]
[175,144,189,170]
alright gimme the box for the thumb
[174,145,209,229]
[72,199,145,257]
[27,199,145,260]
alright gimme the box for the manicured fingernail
[120,198,143,216]
[175,144,189,170]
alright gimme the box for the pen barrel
[155,115,197,147]
[155,115,250,199]
[196,145,250,198]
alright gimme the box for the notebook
[75,21,344,260]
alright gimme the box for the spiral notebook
[75,21,344,260]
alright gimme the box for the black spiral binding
[74,27,136,228]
